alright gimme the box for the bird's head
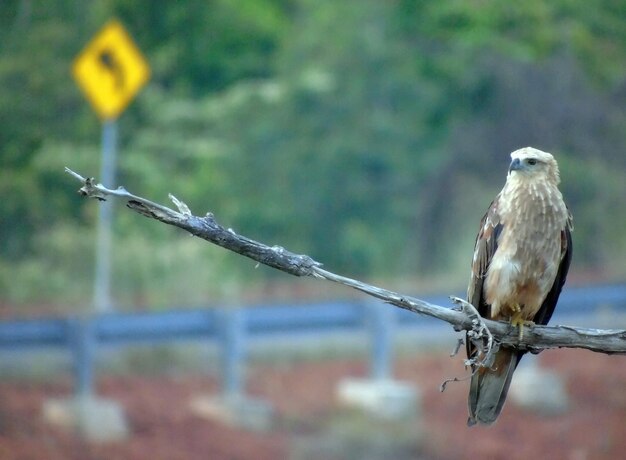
[507,147,560,184]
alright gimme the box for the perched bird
[466,147,573,426]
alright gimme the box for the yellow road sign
[72,20,150,120]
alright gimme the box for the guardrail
[1,284,625,400]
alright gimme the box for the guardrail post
[189,307,273,431]
[70,317,95,396]
[42,316,128,441]
[367,301,393,380]
[220,308,245,398]
[336,301,421,421]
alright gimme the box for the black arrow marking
[98,48,124,91]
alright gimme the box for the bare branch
[65,168,626,355]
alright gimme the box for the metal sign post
[93,120,118,312]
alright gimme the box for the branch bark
[65,167,626,355]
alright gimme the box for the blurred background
[1,0,626,459]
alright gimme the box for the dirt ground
[0,348,625,460]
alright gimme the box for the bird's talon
[510,312,535,340]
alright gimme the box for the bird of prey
[466,147,573,426]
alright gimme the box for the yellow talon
[510,307,534,341]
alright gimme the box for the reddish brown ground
[0,349,624,459]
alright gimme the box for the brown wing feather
[465,198,502,361]
[531,215,573,327]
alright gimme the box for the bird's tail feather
[467,348,519,426]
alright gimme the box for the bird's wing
[466,198,502,360]
[532,212,573,326]
[467,198,502,319]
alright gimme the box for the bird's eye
[527,158,537,166]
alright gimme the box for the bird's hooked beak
[508,158,522,173]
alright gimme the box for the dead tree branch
[65,167,626,355]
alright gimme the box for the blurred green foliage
[2,0,626,311]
